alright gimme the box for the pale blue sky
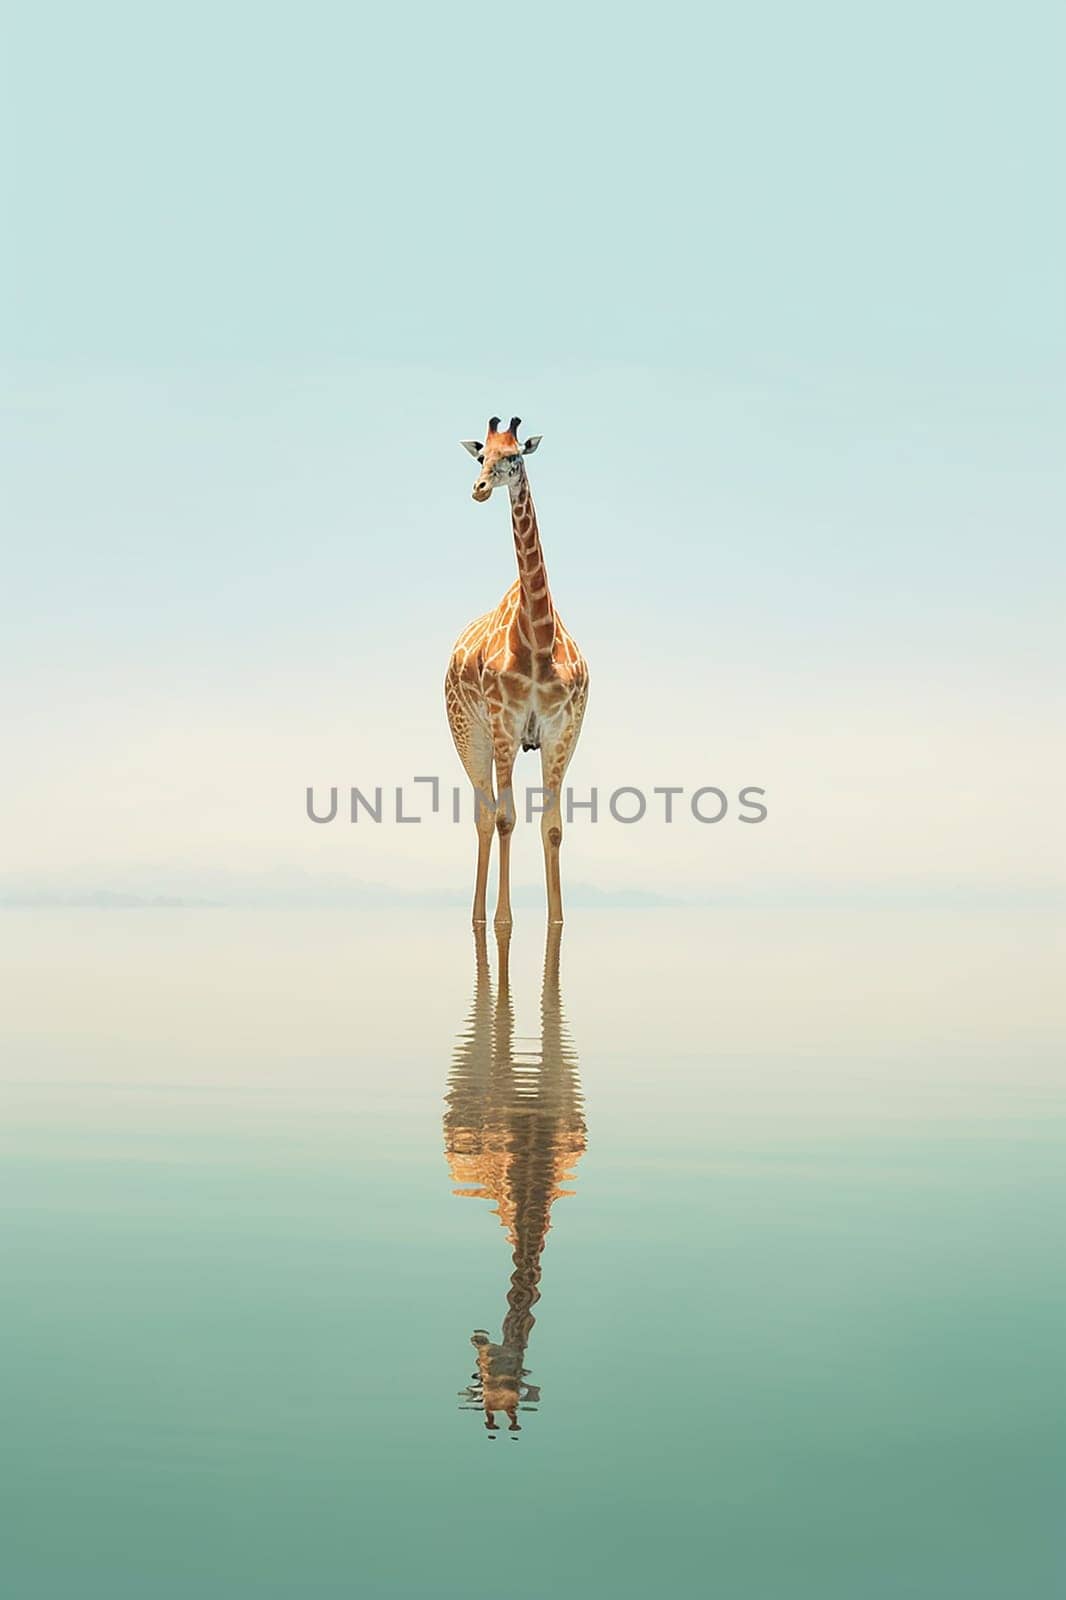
[3,2,1063,898]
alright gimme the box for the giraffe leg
[445,661,500,926]
[473,804,496,926]
[458,723,496,926]
[493,742,518,930]
[539,720,582,925]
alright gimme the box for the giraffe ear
[459,439,483,458]
[521,435,542,455]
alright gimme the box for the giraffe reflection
[444,924,586,1435]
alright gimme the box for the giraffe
[445,417,589,928]
[443,924,586,1435]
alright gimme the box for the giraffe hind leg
[539,711,585,925]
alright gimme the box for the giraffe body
[445,418,588,927]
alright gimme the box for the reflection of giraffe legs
[541,921,563,1049]
[444,923,586,1437]
[494,925,512,1007]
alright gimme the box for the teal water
[1,906,1062,1598]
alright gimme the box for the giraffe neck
[500,1198,551,1355]
[509,469,556,656]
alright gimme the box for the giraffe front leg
[446,670,499,928]
[493,745,517,930]
[474,799,496,926]
[462,727,496,927]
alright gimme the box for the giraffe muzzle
[472,479,493,502]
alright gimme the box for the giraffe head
[469,1331,527,1432]
[460,416,542,502]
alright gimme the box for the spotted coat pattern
[445,428,588,925]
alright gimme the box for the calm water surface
[1,906,1062,1597]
